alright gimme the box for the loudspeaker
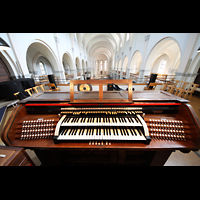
[107,84,113,91]
[48,74,57,88]
[148,73,157,89]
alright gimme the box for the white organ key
[122,128,128,140]
[68,128,76,140]
[78,118,82,124]
[76,128,81,137]
[80,128,85,139]
[138,129,146,140]
[59,129,70,140]
[132,118,137,124]
[110,128,114,140]
[117,128,121,140]
[134,129,144,140]
[83,128,87,139]
[88,129,92,140]
[120,128,125,140]
[97,128,100,140]
[110,117,113,124]
[60,129,66,135]
[112,128,117,140]
[58,129,67,139]
[125,118,129,123]
[131,129,137,140]
[66,128,72,138]
[107,117,110,123]
[66,128,71,135]
[101,128,104,140]
[91,129,95,140]
[72,118,76,123]
[88,128,91,140]
[77,128,83,140]
[77,128,82,140]
[127,129,133,140]
[114,128,119,139]
[93,128,97,140]
[99,128,102,140]
[68,118,73,124]
[104,128,107,140]
[105,128,109,140]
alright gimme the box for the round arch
[130,50,142,74]
[26,40,59,76]
[187,52,200,83]
[118,59,122,69]
[75,57,81,70]
[0,51,17,79]
[62,51,74,74]
[144,37,181,75]
[122,56,128,72]
[82,60,85,71]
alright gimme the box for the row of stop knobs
[21,119,55,139]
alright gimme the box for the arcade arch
[26,40,59,77]
[130,51,142,74]
[62,52,74,74]
[145,37,181,76]
[122,56,128,72]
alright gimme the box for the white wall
[1,33,200,85]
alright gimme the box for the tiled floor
[1,94,200,166]
[164,94,200,166]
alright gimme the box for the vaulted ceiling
[77,33,127,61]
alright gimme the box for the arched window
[158,59,167,74]
[126,33,130,41]
[39,61,46,75]
[100,60,103,71]
[104,60,107,71]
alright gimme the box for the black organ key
[60,129,65,135]
[56,107,148,142]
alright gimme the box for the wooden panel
[1,103,200,152]
[0,146,35,166]
[0,57,10,82]
[70,79,132,103]
[19,90,188,104]
[1,89,199,166]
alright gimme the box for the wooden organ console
[1,79,200,166]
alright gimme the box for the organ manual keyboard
[1,79,200,166]
[54,107,151,144]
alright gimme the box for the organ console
[1,79,200,166]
